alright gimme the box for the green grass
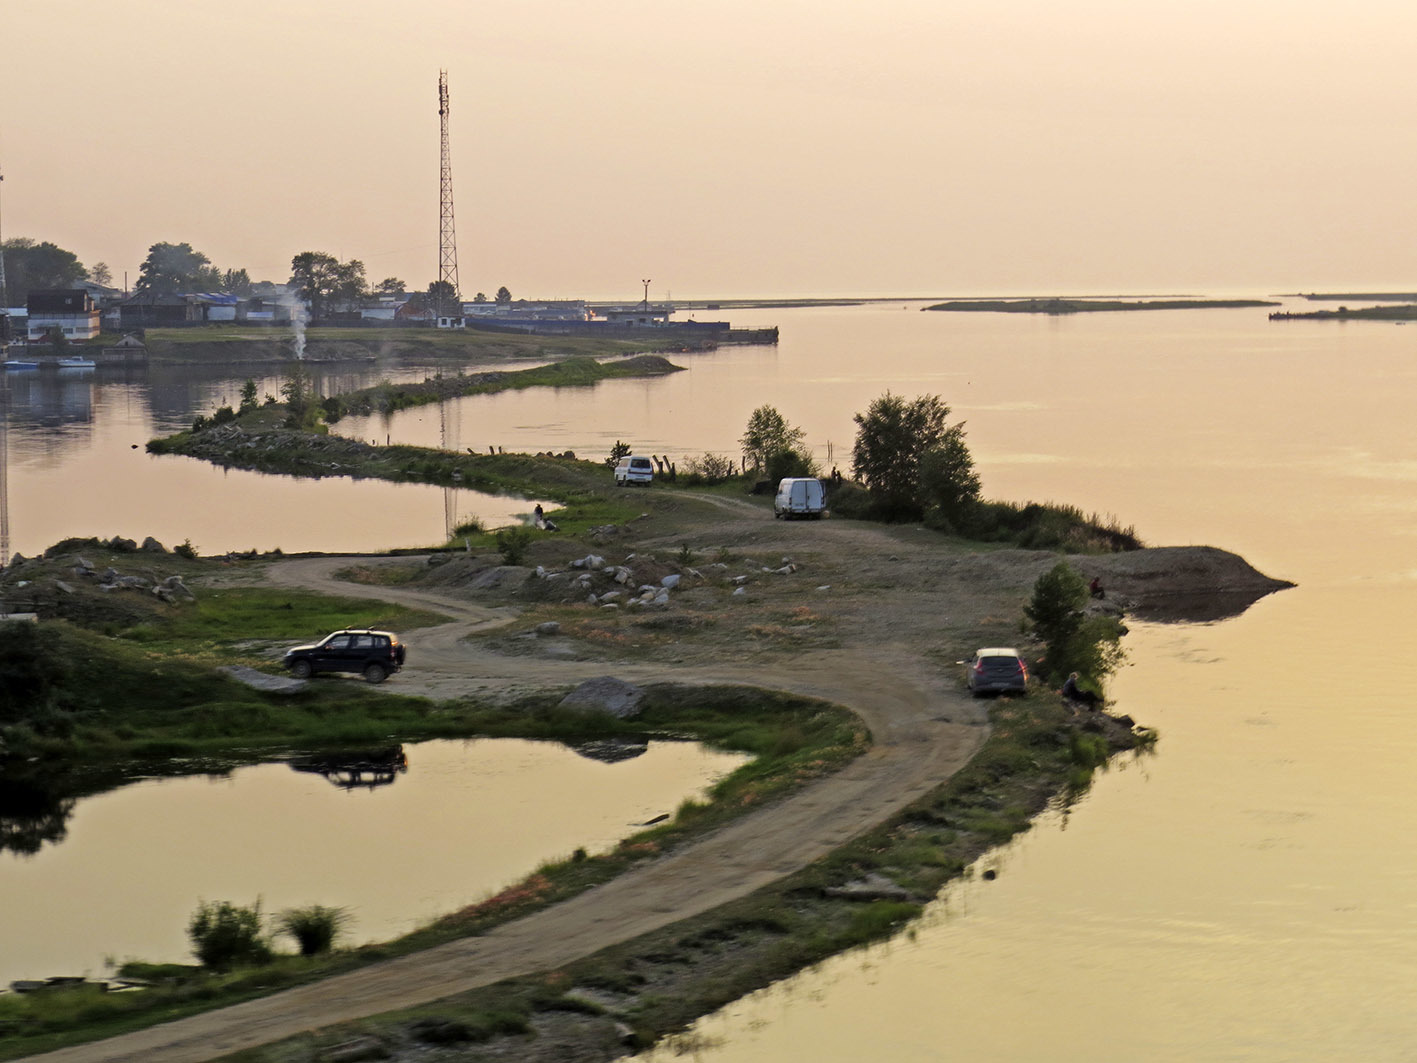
[0,685,865,1058]
[115,587,445,658]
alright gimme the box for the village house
[26,289,101,341]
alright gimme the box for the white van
[614,455,655,486]
[774,477,827,519]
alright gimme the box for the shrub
[605,440,632,469]
[276,904,351,957]
[452,517,484,538]
[188,900,271,971]
[174,539,198,560]
[211,404,236,426]
[764,447,817,483]
[683,452,738,483]
[495,527,533,565]
[1024,561,1125,685]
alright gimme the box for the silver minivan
[614,455,655,486]
[774,477,827,519]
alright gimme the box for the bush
[1024,562,1125,685]
[452,517,484,538]
[605,440,632,469]
[825,481,872,519]
[765,447,817,483]
[683,452,738,483]
[174,539,198,560]
[276,904,351,957]
[188,900,271,971]
[496,527,533,565]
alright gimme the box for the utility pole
[0,161,8,313]
[641,278,651,309]
[438,71,460,315]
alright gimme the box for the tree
[472,291,488,303]
[1,238,87,304]
[427,280,458,314]
[919,426,981,531]
[740,405,807,473]
[222,268,252,297]
[1024,561,1124,685]
[373,277,405,295]
[238,378,259,415]
[851,392,957,521]
[289,251,340,319]
[136,242,222,293]
[87,261,112,287]
[495,285,512,304]
[329,259,367,312]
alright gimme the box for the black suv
[283,629,406,684]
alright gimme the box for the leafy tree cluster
[135,242,251,295]
[289,252,367,319]
[1024,561,1125,687]
[850,392,980,525]
[740,405,815,481]
[1,238,88,305]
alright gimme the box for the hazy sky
[4,1,1414,298]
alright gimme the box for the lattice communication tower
[438,71,460,309]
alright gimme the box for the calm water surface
[0,737,746,986]
[6,302,1417,1057]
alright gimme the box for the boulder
[535,621,561,636]
[162,575,195,600]
[661,574,680,589]
[558,677,646,719]
[139,537,167,553]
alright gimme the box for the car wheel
[290,659,313,680]
[363,662,387,684]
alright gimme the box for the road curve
[24,557,986,1063]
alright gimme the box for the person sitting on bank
[1062,672,1100,709]
[1089,576,1105,599]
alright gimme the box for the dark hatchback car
[964,647,1029,696]
[283,629,405,684]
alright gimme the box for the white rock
[733,586,747,596]
[570,557,586,569]
[661,574,680,589]
[816,585,831,592]
[587,555,604,569]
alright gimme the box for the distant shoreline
[923,298,1278,314]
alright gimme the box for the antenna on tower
[437,71,460,315]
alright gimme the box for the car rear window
[631,458,652,470]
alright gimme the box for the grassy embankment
[924,298,1278,313]
[66,324,681,365]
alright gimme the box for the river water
[4,300,1416,1056]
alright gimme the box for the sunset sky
[4,1,1413,299]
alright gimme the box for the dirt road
[26,529,990,1062]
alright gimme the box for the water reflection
[289,745,411,791]
[0,737,748,986]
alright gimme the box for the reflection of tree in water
[0,776,76,857]
[569,737,649,764]
[288,746,409,791]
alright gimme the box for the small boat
[3,360,39,371]
[57,356,96,369]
